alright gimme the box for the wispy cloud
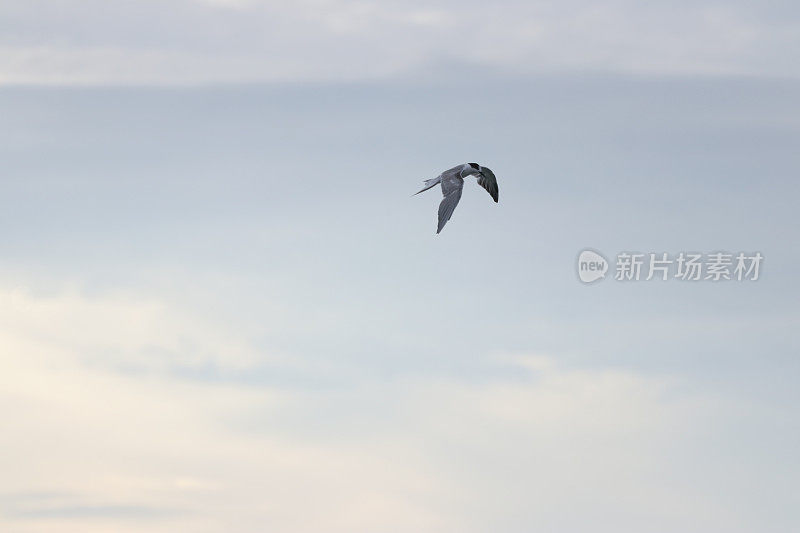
[1,0,798,85]
[0,285,787,532]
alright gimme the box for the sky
[1,1,799,532]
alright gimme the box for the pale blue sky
[0,1,798,532]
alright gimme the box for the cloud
[0,0,798,85]
[6,504,178,520]
[0,285,782,532]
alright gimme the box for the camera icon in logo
[577,249,608,283]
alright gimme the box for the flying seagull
[414,163,499,233]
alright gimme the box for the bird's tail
[413,176,441,196]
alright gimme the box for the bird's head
[467,162,495,180]
[466,162,482,176]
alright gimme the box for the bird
[414,163,499,233]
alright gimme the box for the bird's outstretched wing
[437,189,463,234]
[437,172,464,233]
[477,167,499,203]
